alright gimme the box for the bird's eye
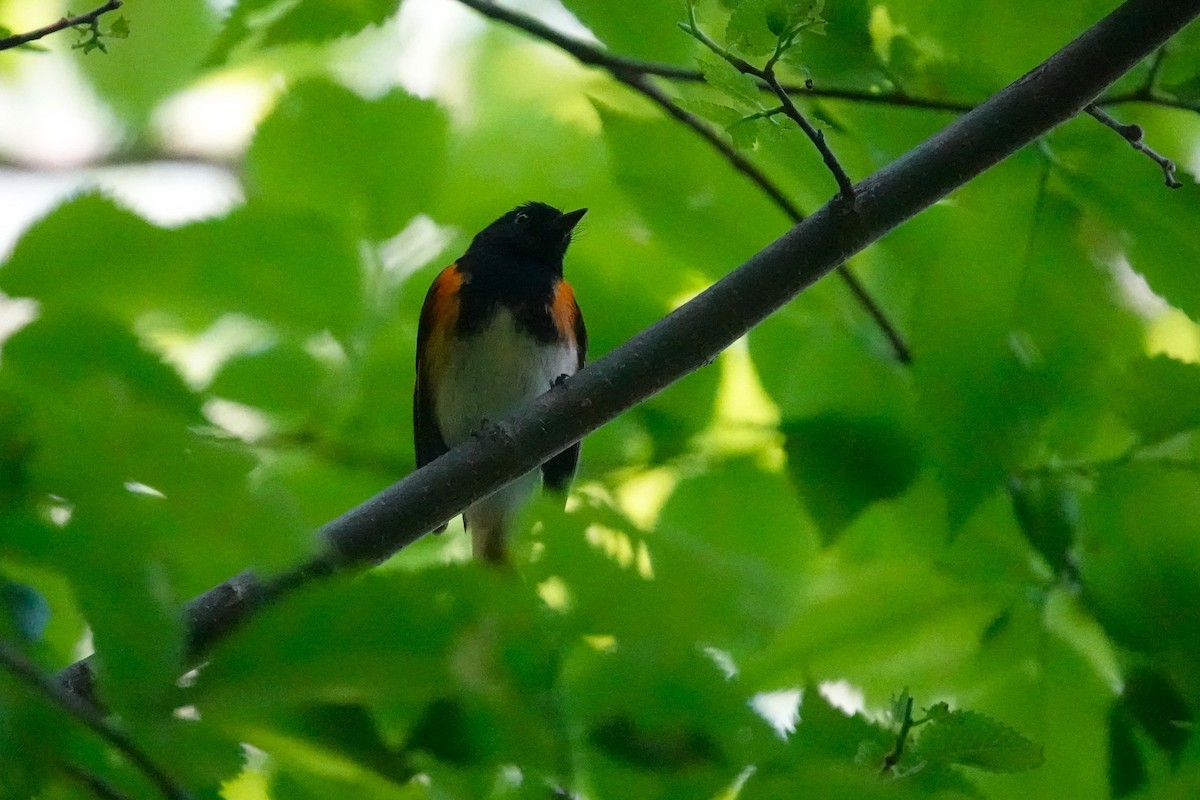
[514,212,529,225]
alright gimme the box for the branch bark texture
[60,0,1200,703]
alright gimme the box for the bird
[413,202,588,565]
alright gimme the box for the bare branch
[57,0,1200,717]
[455,0,911,363]
[0,1,122,52]
[0,638,191,800]
[1086,103,1183,188]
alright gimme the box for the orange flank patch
[550,279,581,346]
[419,265,465,388]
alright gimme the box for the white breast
[434,308,578,446]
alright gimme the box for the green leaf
[727,115,762,149]
[209,0,401,63]
[246,80,448,240]
[0,194,362,337]
[1119,668,1193,760]
[209,341,325,417]
[594,102,790,276]
[1,307,200,417]
[678,95,746,128]
[696,53,762,106]
[902,154,1063,524]
[915,709,1045,772]
[1063,162,1200,324]
[261,0,401,48]
[726,0,823,57]
[76,0,217,123]
[1115,355,1200,444]
[1008,473,1083,575]
[109,15,131,39]
[194,568,554,714]
[1077,465,1200,683]
[561,0,695,62]
[782,412,922,543]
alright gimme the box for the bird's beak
[554,208,588,239]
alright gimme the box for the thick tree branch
[1086,103,1183,187]
[0,1,122,52]
[455,0,912,364]
[0,638,191,800]
[59,0,1200,710]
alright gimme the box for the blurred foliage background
[1,0,1199,798]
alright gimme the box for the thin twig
[1086,103,1182,187]
[0,0,122,52]
[1097,48,1200,115]
[679,11,857,200]
[1098,88,1199,114]
[64,764,136,800]
[0,639,192,800]
[763,71,857,199]
[454,0,911,363]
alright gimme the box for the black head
[466,202,587,270]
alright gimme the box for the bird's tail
[465,503,508,566]
[467,506,508,566]
[465,473,537,567]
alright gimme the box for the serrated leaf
[727,116,761,149]
[726,0,824,57]
[916,709,1045,772]
[696,53,761,106]
[109,16,131,39]
[678,95,746,127]
[726,0,784,56]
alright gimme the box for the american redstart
[414,202,588,565]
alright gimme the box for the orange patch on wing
[550,280,580,346]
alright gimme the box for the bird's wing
[542,280,586,493]
[414,264,462,471]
